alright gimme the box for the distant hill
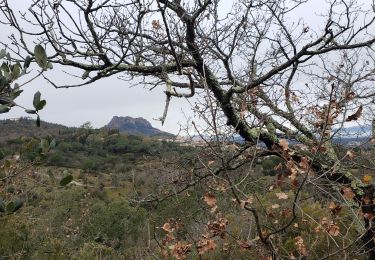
[0,117,71,142]
[0,116,174,143]
[106,116,174,138]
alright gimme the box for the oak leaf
[342,187,355,200]
[276,192,289,200]
[279,139,289,150]
[346,150,355,159]
[162,223,174,233]
[197,238,216,255]
[328,201,342,215]
[295,236,307,256]
[363,175,372,184]
[172,241,192,260]
[237,240,253,249]
[299,156,310,170]
[346,105,363,121]
[204,193,217,207]
[327,223,340,236]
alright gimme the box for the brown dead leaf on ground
[295,236,307,256]
[346,150,355,159]
[276,192,289,200]
[197,238,217,255]
[363,175,372,184]
[162,223,174,233]
[204,193,217,207]
[342,187,355,200]
[327,223,340,237]
[279,139,289,150]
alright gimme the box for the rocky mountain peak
[107,116,173,137]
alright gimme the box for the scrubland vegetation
[1,119,375,259]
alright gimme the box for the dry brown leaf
[204,193,217,208]
[292,93,300,103]
[162,223,174,233]
[152,20,161,30]
[291,179,299,187]
[327,223,340,237]
[271,204,280,209]
[295,236,307,256]
[276,192,289,200]
[363,175,372,184]
[328,201,342,215]
[197,238,217,255]
[279,139,289,150]
[346,105,363,121]
[299,156,310,170]
[364,213,375,220]
[363,195,372,205]
[342,187,355,200]
[344,91,356,101]
[346,150,355,159]
[237,240,253,249]
[171,241,192,260]
[320,217,329,226]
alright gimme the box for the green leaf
[0,49,6,60]
[12,84,23,99]
[33,91,41,108]
[40,139,49,152]
[25,109,37,114]
[0,198,5,213]
[11,63,21,80]
[1,63,10,79]
[49,138,56,149]
[0,105,10,113]
[60,175,73,186]
[6,198,23,213]
[35,100,46,111]
[34,45,48,69]
[0,97,15,106]
[36,115,41,127]
[24,56,32,69]
[81,70,90,80]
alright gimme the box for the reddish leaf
[237,240,253,249]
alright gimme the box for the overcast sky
[0,0,370,134]
[0,1,198,134]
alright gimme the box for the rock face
[107,116,174,137]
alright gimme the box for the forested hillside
[1,118,375,259]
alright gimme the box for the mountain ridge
[106,116,174,137]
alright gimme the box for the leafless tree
[2,0,375,258]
